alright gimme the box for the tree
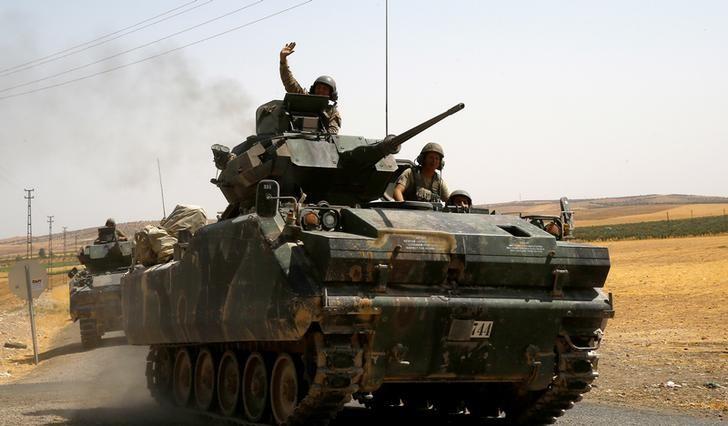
[38,248,46,258]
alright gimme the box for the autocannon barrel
[341,103,465,169]
[380,103,465,152]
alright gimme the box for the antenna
[157,158,167,219]
[385,0,389,135]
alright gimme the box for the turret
[77,227,134,274]
[211,96,464,217]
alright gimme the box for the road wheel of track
[147,347,173,404]
[172,348,193,407]
[242,352,268,422]
[216,350,240,416]
[194,348,216,411]
[156,348,173,391]
[270,353,299,425]
[79,318,100,349]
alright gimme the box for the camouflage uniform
[94,227,127,244]
[396,167,450,203]
[280,62,341,134]
[115,228,128,241]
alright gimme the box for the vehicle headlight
[320,210,339,231]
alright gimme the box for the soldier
[279,41,341,134]
[105,218,127,242]
[393,143,450,203]
[447,190,472,208]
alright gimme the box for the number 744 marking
[470,321,493,338]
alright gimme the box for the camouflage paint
[122,206,612,392]
[122,101,613,423]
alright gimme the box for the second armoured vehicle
[122,95,614,424]
[69,226,133,349]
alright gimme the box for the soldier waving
[279,41,342,134]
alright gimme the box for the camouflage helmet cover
[105,218,116,227]
[309,75,338,101]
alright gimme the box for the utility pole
[74,234,78,254]
[24,189,34,259]
[63,227,67,263]
[47,216,54,289]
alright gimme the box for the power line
[1,1,215,78]
[0,0,264,94]
[0,0,313,101]
[0,0,201,76]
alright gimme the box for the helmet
[416,142,445,170]
[105,218,116,227]
[309,75,338,101]
[448,190,472,206]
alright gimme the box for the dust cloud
[14,332,196,424]
[0,10,254,238]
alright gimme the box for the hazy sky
[0,0,726,238]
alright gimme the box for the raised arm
[279,42,306,94]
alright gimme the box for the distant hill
[2,194,727,259]
[480,194,728,227]
[0,221,157,259]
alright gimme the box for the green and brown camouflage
[121,100,614,424]
[212,95,464,212]
[69,227,133,349]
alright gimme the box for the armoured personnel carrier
[69,226,132,349]
[122,95,614,424]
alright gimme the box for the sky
[0,0,726,238]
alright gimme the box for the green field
[0,257,78,274]
[576,215,728,241]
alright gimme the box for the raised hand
[280,42,296,62]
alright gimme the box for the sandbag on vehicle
[159,204,207,237]
[134,225,175,266]
[133,205,207,266]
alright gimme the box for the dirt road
[0,322,720,425]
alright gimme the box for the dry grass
[0,275,72,382]
[492,202,728,226]
[485,195,728,228]
[578,203,728,227]
[590,235,728,416]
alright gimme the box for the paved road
[0,323,721,425]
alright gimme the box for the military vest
[405,167,444,202]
